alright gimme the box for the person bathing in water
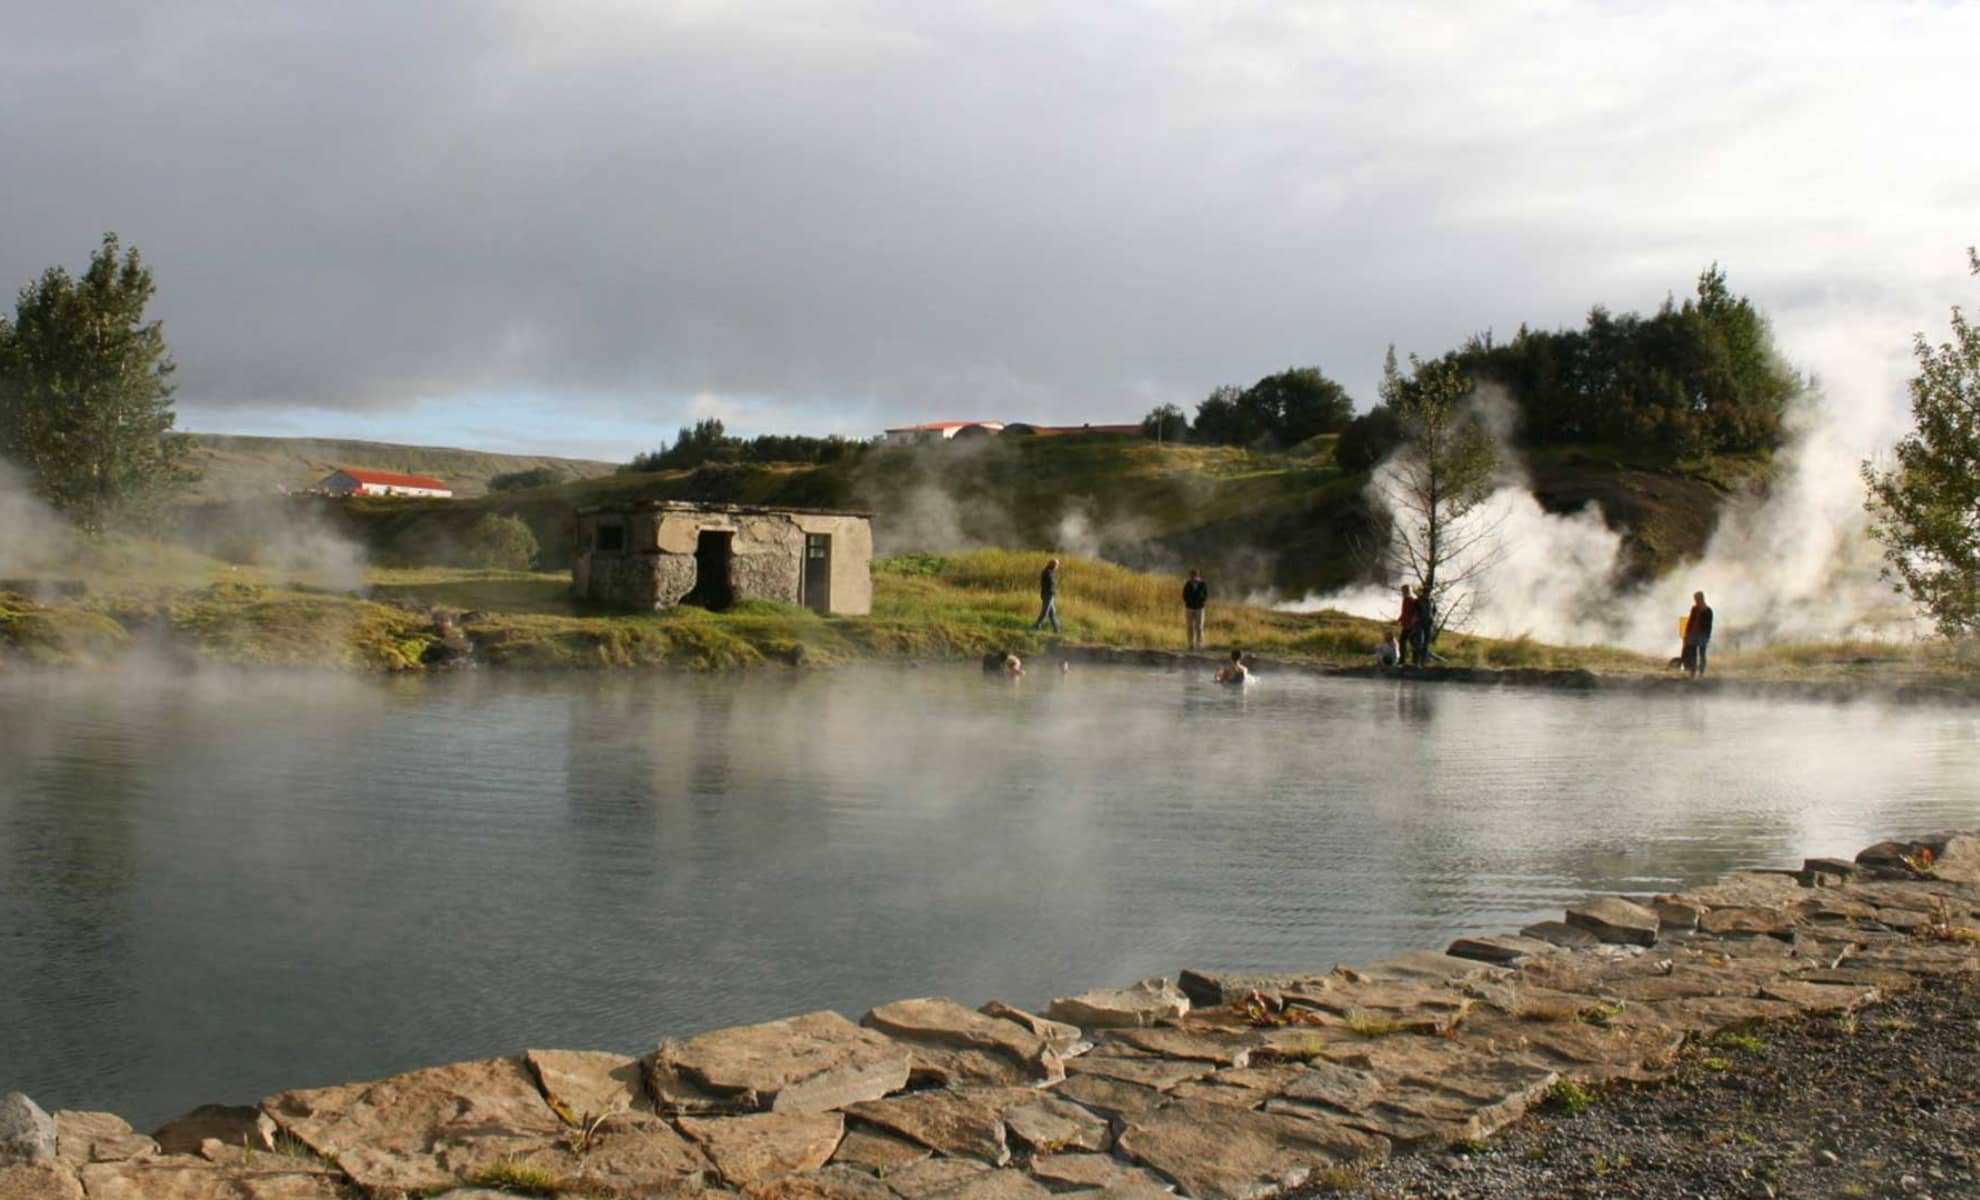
[1215,648,1250,686]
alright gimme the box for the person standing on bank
[1183,569,1209,650]
[1397,585,1418,666]
[1685,591,1714,679]
[1032,557,1061,634]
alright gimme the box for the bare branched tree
[1363,349,1504,640]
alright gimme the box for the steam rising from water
[0,459,75,577]
[1285,380,1918,654]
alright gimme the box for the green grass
[11,538,1980,689]
[465,1157,562,1196]
[1546,1080,1598,1114]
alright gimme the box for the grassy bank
[0,539,1902,683]
[7,540,1976,690]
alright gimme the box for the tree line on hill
[623,419,868,472]
[1147,266,1802,467]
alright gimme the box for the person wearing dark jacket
[1032,557,1061,634]
[1182,569,1209,650]
[1397,585,1418,665]
[1684,591,1714,678]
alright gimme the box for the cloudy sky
[4,1,1976,460]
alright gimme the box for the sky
[3,0,1977,462]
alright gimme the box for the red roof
[335,466,450,490]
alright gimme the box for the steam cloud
[1283,382,1916,654]
[0,458,77,578]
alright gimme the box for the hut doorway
[687,530,734,611]
[801,533,832,614]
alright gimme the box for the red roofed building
[316,467,454,498]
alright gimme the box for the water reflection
[1,666,1975,1129]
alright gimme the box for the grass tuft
[466,1157,562,1196]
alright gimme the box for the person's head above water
[1229,649,1243,662]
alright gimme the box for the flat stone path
[4,832,1977,1200]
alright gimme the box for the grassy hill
[226,431,1772,599]
[177,433,620,500]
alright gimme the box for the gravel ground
[1299,973,1980,1200]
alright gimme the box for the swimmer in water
[1214,648,1249,686]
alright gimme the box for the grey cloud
[3,1,1977,433]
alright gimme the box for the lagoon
[2,665,1975,1127]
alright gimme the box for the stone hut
[572,502,873,615]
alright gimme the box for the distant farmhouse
[315,467,454,498]
[881,420,1138,445]
[573,501,872,616]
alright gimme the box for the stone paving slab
[53,1109,156,1166]
[261,1056,564,1196]
[651,1011,914,1116]
[1116,1098,1389,1200]
[677,1110,843,1188]
[0,1162,84,1200]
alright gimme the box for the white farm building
[315,467,454,498]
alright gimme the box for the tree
[1863,249,1980,635]
[488,466,564,493]
[1243,367,1355,445]
[0,234,192,530]
[1334,403,1402,473]
[458,513,539,571]
[1364,351,1503,635]
[1140,403,1189,443]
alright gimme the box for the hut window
[595,523,627,554]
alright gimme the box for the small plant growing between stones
[1308,1165,1365,1192]
[1274,1034,1327,1063]
[1900,845,1937,878]
[1700,1056,1732,1072]
[1343,1010,1407,1038]
[1450,1137,1489,1156]
[1713,1029,1767,1054]
[1920,895,1980,942]
[1239,990,1326,1028]
[467,1157,562,1197]
[1578,1000,1624,1027]
[563,1110,611,1159]
[1545,1080,1597,1114]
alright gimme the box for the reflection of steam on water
[1284,378,1921,653]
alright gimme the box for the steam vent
[572,501,874,615]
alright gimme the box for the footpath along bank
[3,832,1978,1200]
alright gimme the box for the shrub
[459,514,538,571]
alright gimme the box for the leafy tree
[1447,266,1800,459]
[1140,403,1189,442]
[1365,352,1503,634]
[1335,403,1402,473]
[1190,367,1356,448]
[1189,385,1257,446]
[624,420,866,472]
[458,513,539,571]
[1244,367,1355,444]
[487,466,564,493]
[0,234,193,530]
[1863,249,1980,635]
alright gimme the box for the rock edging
[6,831,1977,1200]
